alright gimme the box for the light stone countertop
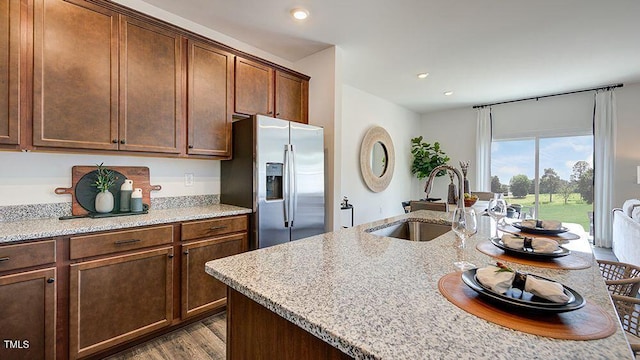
[205,210,633,359]
[0,204,252,243]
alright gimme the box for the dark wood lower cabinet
[0,268,56,360]
[227,288,352,360]
[69,247,173,359]
[181,233,246,319]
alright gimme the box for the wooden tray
[55,166,161,216]
[438,272,616,340]
[476,240,592,270]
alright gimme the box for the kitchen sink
[366,220,451,242]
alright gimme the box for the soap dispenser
[119,179,133,212]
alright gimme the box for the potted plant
[410,136,450,180]
[93,163,116,213]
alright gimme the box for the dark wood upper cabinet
[187,39,233,157]
[119,16,181,154]
[0,0,20,146]
[33,0,118,150]
[275,70,309,124]
[234,56,274,117]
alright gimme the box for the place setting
[438,261,617,340]
[475,197,592,269]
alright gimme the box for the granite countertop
[205,210,632,359]
[0,204,252,243]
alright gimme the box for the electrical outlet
[185,173,194,187]
[379,205,383,214]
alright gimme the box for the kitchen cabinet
[69,225,174,359]
[0,0,20,146]
[0,240,57,360]
[275,70,309,124]
[186,39,234,157]
[119,16,182,154]
[234,57,309,123]
[33,0,119,150]
[181,216,247,319]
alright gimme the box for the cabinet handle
[168,254,174,259]
[188,145,194,149]
[267,111,273,114]
[0,256,10,262]
[209,225,227,231]
[276,113,280,116]
[120,139,126,144]
[47,278,55,284]
[112,139,118,144]
[114,239,140,245]
[184,250,189,255]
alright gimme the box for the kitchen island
[206,210,632,359]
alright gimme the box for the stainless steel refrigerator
[221,115,325,249]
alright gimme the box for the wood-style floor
[105,312,226,360]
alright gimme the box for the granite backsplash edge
[0,194,220,222]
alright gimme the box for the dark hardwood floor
[104,312,226,360]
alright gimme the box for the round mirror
[370,141,388,177]
[360,126,395,192]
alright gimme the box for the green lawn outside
[504,193,593,232]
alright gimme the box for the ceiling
[140,0,640,114]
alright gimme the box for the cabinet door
[234,57,273,116]
[181,233,246,319]
[0,0,19,145]
[69,247,173,359]
[0,268,56,360]
[275,70,309,123]
[119,16,181,154]
[33,0,118,150]
[187,39,233,156]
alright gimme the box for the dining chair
[409,201,448,212]
[611,294,640,355]
[597,260,640,297]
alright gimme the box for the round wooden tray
[438,272,616,340]
[476,240,592,270]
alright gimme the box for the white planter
[95,190,114,213]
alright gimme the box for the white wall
[418,108,477,200]
[613,82,640,206]
[295,46,342,231]
[341,85,420,225]
[0,152,219,206]
[419,81,640,211]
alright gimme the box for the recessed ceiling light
[290,8,309,20]
[417,73,429,79]
[444,91,454,96]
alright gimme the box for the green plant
[93,163,115,192]
[410,136,450,179]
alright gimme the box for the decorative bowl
[464,198,478,207]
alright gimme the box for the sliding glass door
[491,135,593,233]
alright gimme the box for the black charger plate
[512,221,569,235]
[490,238,571,258]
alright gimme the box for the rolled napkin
[501,234,560,253]
[476,265,570,303]
[521,219,562,230]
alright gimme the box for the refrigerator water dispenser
[266,163,283,200]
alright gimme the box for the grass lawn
[504,193,593,232]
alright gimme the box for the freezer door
[257,116,291,248]
[290,122,325,240]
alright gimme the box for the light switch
[185,173,194,187]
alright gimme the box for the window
[491,135,593,232]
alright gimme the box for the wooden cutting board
[55,166,161,216]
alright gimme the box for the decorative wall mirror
[360,126,395,192]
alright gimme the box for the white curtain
[475,107,492,191]
[594,90,617,248]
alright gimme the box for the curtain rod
[472,83,624,109]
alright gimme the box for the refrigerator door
[257,115,291,248]
[290,122,325,240]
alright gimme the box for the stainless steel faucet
[423,165,465,210]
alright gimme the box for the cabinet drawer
[0,240,56,273]
[181,215,247,241]
[70,225,173,260]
